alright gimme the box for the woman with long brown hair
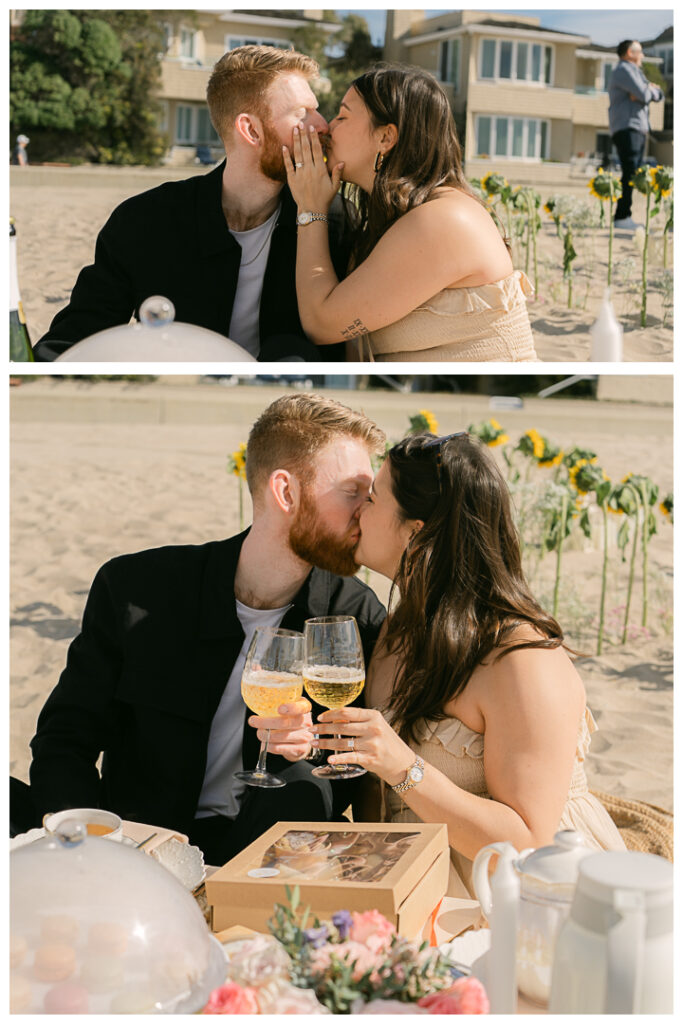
[284,66,537,360]
[313,433,623,905]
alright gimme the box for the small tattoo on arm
[340,318,367,339]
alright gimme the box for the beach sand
[9,379,673,815]
[10,166,672,361]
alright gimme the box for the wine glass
[234,627,304,788]
[303,615,366,780]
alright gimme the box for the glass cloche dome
[54,296,257,362]
[10,821,226,1013]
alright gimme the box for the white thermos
[589,289,623,361]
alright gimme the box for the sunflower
[588,168,622,203]
[227,442,247,479]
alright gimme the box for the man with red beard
[34,46,351,361]
[19,395,386,866]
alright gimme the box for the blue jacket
[608,60,663,135]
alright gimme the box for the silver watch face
[409,764,424,783]
[297,211,313,225]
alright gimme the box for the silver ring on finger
[348,736,355,752]
[295,161,303,169]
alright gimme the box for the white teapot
[549,850,673,1013]
[472,830,591,1006]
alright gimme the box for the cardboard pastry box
[206,821,449,939]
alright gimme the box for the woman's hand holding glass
[303,616,366,780]
[283,125,344,216]
[313,706,416,787]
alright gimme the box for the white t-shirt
[228,205,280,358]
[195,598,292,820]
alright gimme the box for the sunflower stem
[597,501,609,655]
[553,493,568,618]
[640,189,651,327]
[621,486,641,645]
[639,482,650,627]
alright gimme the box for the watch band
[297,211,329,226]
[391,756,425,794]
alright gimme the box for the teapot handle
[472,841,514,921]
[605,888,646,1013]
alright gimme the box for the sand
[10,166,672,361]
[9,379,673,816]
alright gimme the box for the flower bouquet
[203,887,489,1014]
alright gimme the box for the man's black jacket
[29,533,386,835]
[33,163,349,360]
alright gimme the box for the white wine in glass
[234,627,304,788]
[303,616,366,780]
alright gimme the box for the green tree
[10,9,171,164]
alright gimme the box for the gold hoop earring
[374,151,384,173]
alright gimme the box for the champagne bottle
[10,217,34,362]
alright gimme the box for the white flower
[225,935,291,987]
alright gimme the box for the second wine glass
[303,615,366,780]
[234,627,304,788]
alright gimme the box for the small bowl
[43,808,123,842]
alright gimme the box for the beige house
[158,9,340,163]
[385,10,665,184]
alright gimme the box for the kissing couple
[22,393,623,931]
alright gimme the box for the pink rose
[336,940,380,982]
[308,942,335,977]
[203,981,260,1014]
[349,910,396,955]
[418,977,490,1014]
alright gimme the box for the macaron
[10,934,28,969]
[10,974,32,1013]
[87,921,128,957]
[44,982,90,1014]
[41,914,80,945]
[80,953,124,993]
[33,944,76,983]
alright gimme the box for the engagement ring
[295,161,303,169]
[348,737,355,751]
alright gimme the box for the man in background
[11,133,30,165]
[608,39,664,231]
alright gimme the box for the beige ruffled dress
[382,708,625,903]
[356,270,537,362]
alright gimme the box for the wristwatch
[296,211,328,226]
[391,756,425,794]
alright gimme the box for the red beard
[289,487,360,577]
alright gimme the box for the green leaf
[617,518,630,557]
[596,480,612,505]
[580,508,592,538]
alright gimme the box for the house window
[516,43,528,80]
[162,22,173,54]
[481,38,553,84]
[176,105,219,145]
[179,28,197,59]
[438,38,460,88]
[475,115,550,160]
[481,39,496,79]
[602,60,617,91]
[227,35,292,51]
[476,115,492,156]
[176,105,193,143]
